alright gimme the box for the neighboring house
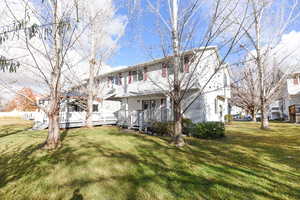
[73,46,231,129]
[229,105,247,119]
[0,98,6,112]
[268,100,285,120]
[269,71,300,123]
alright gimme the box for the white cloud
[273,31,300,73]
[0,0,127,100]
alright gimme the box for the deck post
[166,96,171,121]
[139,111,143,131]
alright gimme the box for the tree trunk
[44,64,61,149]
[43,0,62,149]
[172,103,184,146]
[86,59,95,128]
[258,66,269,129]
[44,112,61,149]
[261,104,269,129]
[251,109,257,122]
[86,6,96,128]
[255,12,269,129]
[170,0,184,146]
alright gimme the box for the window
[130,71,136,82]
[107,77,111,86]
[93,104,98,112]
[161,99,167,121]
[110,76,115,86]
[128,71,132,84]
[168,63,174,75]
[118,73,122,85]
[180,59,184,73]
[215,99,217,113]
[162,63,167,77]
[112,74,122,85]
[138,70,143,81]
[224,74,228,87]
[293,75,299,85]
[144,67,148,80]
[183,56,189,73]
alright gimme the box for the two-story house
[269,70,300,123]
[284,72,300,123]
[76,46,231,129]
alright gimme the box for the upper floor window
[107,76,113,87]
[128,68,148,83]
[224,73,228,87]
[183,56,190,73]
[293,74,299,85]
[93,104,98,112]
[132,71,137,82]
[168,63,174,75]
[128,71,132,84]
[118,73,122,85]
[162,63,167,77]
[109,74,122,86]
[162,58,190,77]
[144,67,148,80]
[128,70,139,83]
[138,70,143,81]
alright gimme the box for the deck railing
[117,108,170,129]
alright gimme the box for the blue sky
[107,4,161,67]
[107,1,300,68]
[107,1,209,67]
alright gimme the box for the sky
[107,2,162,67]
[1,0,300,101]
[108,0,300,68]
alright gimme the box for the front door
[161,99,167,121]
[142,100,156,122]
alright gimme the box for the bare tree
[231,63,260,121]
[228,0,300,129]
[0,0,85,149]
[70,0,127,128]
[131,0,248,146]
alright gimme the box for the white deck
[33,111,118,130]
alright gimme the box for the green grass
[0,120,299,200]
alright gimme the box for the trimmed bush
[149,118,194,136]
[149,121,174,136]
[191,122,225,139]
[149,119,225,139]
[182,118,194,136]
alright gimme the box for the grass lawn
[0,120,299,200]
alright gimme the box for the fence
[0,111,39,120]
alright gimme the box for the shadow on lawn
[0,142,44,188]
[75,129,299,199]
[0,125,30,138]
[0,141,80,189]
[1,125,299,199]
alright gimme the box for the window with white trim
[132,71,137,82]
[138,70,143,81]
[224,73,228,87]
[293,74,299,85]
